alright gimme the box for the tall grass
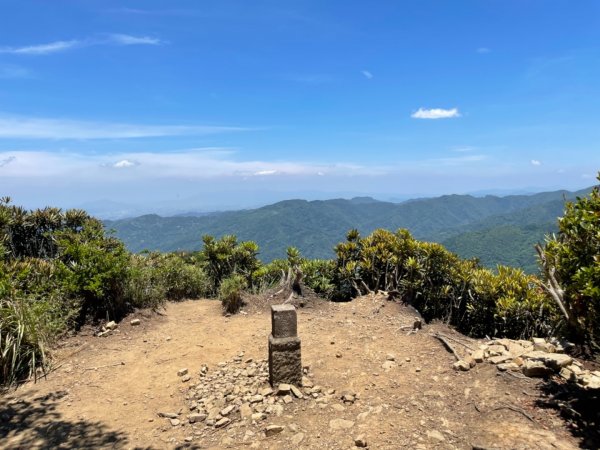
[1,298,50,385]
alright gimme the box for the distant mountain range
[104,187,593,273]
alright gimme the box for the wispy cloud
[411,108,461,120]
[531,159,542,166]
[0,34,163,56]
[0,63,32,78]
[0,114,251,139]
[0,149,379,180]
[106,34,163,46]
[361,70,373,79]
[0,40,81,55]
[476,47,491,54]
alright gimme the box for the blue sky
[1,1,599,215]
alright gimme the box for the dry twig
[432,333,462,361]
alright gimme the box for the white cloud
[411,108,461,119]
[113,159,137,168]
[0,114,251,139]
[107,34,163,46]
[530,159,542,166]
[0,40,81,55]
[361,70,373,79]
[254,169,277,176]
[0,34,163,56]
[476,47,491,54]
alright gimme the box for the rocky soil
[1,294,597,449]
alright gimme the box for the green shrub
[537,174,600,351]
[200,235,260,294]
[159,253,210,300]
[55,220,130,321]
[0,259,76,385]
[301,259,335,297]
[124,254,168,310]
[219,274,247,314]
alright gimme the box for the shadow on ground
[0,390,131,449]
[536,381,600,449]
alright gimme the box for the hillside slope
[105,187,592,267]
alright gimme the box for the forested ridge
[105,187,591,272]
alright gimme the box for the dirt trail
[1,296,581,449]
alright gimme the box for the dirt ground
[0,295,589,449]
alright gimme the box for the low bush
[0,259,77,385]
[219,274,247,314]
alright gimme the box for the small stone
[158,412,178,419]
[331,404,345,412]
[453,360,470,372]
[220,405,235,416]
[169,418,180,426]
[415,367,422,372]
[386,354,396,361]
[290,385,303,398]
[471,349,485,363]
[329,418,355,430]
[105,321,118,330]
[260,387,274,396]
[181,374,191,382]
[177,368,189,377]
[355,434,368,447]
[252,412,266,421]
[302,377,313,388]
[488,355,513,365]
[497,363,519,372]
[276,383,291,395]
[265,424,284,436]
[405,357,411,362]
[426,430,445,442]
[382,360,396,371]
[291,432,305,445]
[283,395,293,404]
[130,319,141,326]
[215,417,231,428]
[413,318,423,330]
[240,403,253,419]
[336,352,343,358]
[342,393,355,403]
[188,413,206,423]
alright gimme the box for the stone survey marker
[268,304,302,386]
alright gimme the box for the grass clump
[219,274,247,314]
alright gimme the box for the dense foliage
[537,175,600,353]
[0,198,210,385]
[331,228,555,339]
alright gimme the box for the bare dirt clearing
[0,296,584,449]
